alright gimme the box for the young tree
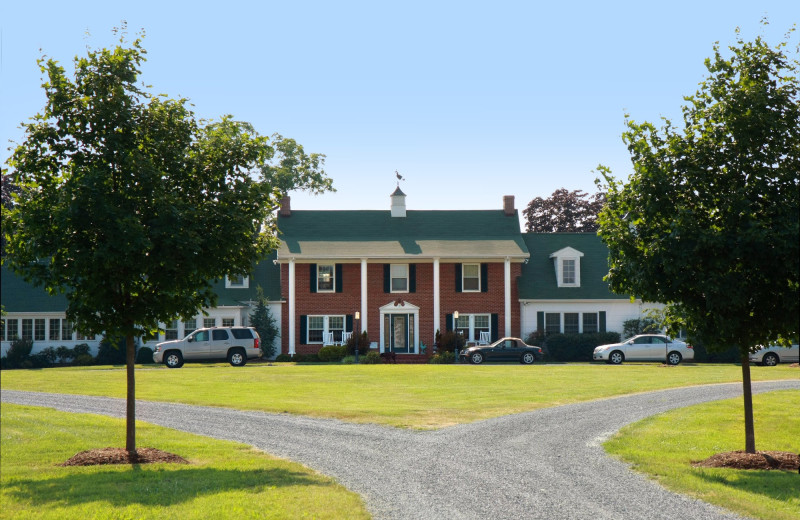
[249,286,279,359]
[597,27,799,453]
[523,188,605,232]
[2,30,324,456]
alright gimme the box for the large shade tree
[523,188,605,232]
[2,30,328,456]
[597,27,799,453]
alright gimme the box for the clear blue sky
[2,1,797,217]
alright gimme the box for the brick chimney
[279,196,291,217]
[503,195,515,216]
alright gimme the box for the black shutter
[445,313,453,332]
[335,264,343,293]
[537,312,545,333]
[309,264,317,293]
[383,264,390,293]
[599,311,607,333]
[346,314,353,332]
[300,315,307,344]
[480,263,489,292]
[491,314,499,342]
[455,264,462,292]
[409,264,416,293]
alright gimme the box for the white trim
[225,274,250,289]
[389,263,410,293]
[316,264,336,293]
[361,259,368,334]
[462,263,481,292]
[549,247,584,288]
[504,257,511,336]
[305,315,345,344]
[378,301,420,354]
[433,258,440,341]
[288,259,296,355]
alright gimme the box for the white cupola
[390,186,407,217]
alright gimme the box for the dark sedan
[460,337,543,364]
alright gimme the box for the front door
[384,313,415,354]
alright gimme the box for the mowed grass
[604,390,800,520]
[3,363,798,428]
[0,404,370,520]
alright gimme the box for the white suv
[153,327,262,368]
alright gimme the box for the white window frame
[549,247,584,288]
[317,264,335,293]
[462,263,481,292]
[582,312,599,334]
[306,314,346,344]
[454,313,491,343]
[563,312,580,334]
[225,274,249,289]
[390,264,409,293]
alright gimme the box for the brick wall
[281,261,522,355]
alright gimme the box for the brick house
[275,189,530,359]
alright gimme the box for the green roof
[517,233,629,300]
[1,266,69,312]
[1,251,282,313]
[277,210,529,260]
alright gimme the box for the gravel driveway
[3,380,798,519]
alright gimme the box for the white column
[288,259,296,355]
[433,257,440,341]
[361,259,368,333]
[504,257,512,337]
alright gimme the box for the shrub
[136,346,154,364]
[56,345,74,364]
[689,338,740,363]
[436,331,465,354]
[318,345,347,362]
[249,287,279,358]
[346,331,370,356]
[2,338,34,369]
[39,346,59,365]
[544,332,621,362]
[428,351,455,364]
[95,336,127,365]
[296,353,320,363]
[72,343,91,357]
[622,318,660,339]
[525,330,545,347]
[73,353,95,366]
[341,355,356,364]
[27,352,53,368]
[274,353,293,362]
[361,351,382,364]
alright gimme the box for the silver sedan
[593,334,694,365]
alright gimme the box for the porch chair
[478,331,491,345]
[340,331,353,346]
[323,332,334,345]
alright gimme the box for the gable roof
[518,233,629,300]
[276,210,529,261]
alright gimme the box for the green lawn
[604,390,800,520]
[2,362,797,428]
[0,403,370,520]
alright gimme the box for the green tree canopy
[1,30,326,454]
[597,26,799,453]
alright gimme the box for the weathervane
[395,170,405,186]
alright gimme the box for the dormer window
[549,247,584,288]
[225,274,249,289]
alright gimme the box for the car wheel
[165,351,184,368]
[608,351,624,365]
[470,352,484,364]
[228,348,247,367]
[521,352,535,365]
[762,353,779,366]
[667,351,682,365]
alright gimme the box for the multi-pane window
[49,319,61,340]
[462,264,480,292]
[203,318,216,328]
[455,314,470,337]
[545,313,561,335]
[474,315,490,341]
[562,259,576,285]
[453,314,491,342]
[21,319,33,340]
[564,313,579,334]
[222,318,235,328]
[328,316,344,343]
[34,319,46,341]
[583,313,598,333]
[184,319,197,336]
[226,274,249,288]
[61,321,73,341]
[165,320,179,340]
[390,264,409,292]
[5,319,19,341]
[307,316,324,343]
[317,264,334,292]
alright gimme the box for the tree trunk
[741,352,755,454]
[126,333,137,459]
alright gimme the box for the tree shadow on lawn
[694,468,800,503]
[5,467,331,507]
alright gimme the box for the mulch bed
[693,451,799,471]
[59,447,190,466]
